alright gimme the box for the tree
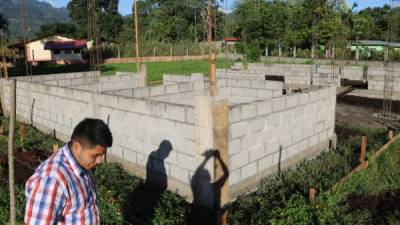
[0,13,9,78]
[67,0,123,41]
[36,22,79,38]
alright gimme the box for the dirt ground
[0,149,49,184]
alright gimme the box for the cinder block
[229,106,241,123]
[279,135,292,148]
[123,149,137,163]
[257,101,272,116]
[241,161,257,180]
[249,118,265,133]
[230,121,248,139]
[165,104,186,122]
[149,85,165,96]
[170,164,190,184]
[229,169,241,185]
[266,113,280,127]
[286,95,299,108]
[177,153,196,171]
[257,154,273,172]
[286,144,299,158]
[240,133,259,151]
[272,97,285,112]
[230,151,249,170]
[229,139,241,155]
[241,104,256,119]
[249,145,265,161]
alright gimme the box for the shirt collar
[62,143,87,177]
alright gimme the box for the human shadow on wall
[122,140,172,224]
[187,149,229,225]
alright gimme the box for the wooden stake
[360,136,367,164]
[309,188,316,200]
[8,79,16,225]
[212,100,229,225]
[52,144,59,153]
[388,130,394,140]
[209,52,217,96]
[19,124,26,144]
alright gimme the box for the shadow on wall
[122,140,172,224]
[187,149,229,225]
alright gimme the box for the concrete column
[355,46,359,61]
[265,46,269,57]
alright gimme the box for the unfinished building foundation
[1,70,336,206]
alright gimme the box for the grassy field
[100,59,235,80]
[7,59,235,84]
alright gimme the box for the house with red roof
[9,35,89,65]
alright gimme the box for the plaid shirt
[25,144,99,225]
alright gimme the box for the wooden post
[212,100,229,225]
[309,188,316,201]
[170,44,173,57]
[133,0,141,74]
[52,144,59,153]
[153,47,156,57]
[209,52,217,97]
[388,130,394,140]
[1,46,8,79]
[360,136,367,164]
[186,46,189,56]
[8,79,16,225]
[19,124,26,146]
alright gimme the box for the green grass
[100,59,235,81]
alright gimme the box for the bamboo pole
[8,79,16,225]
[52,144,59,154]
[309,188,316,201]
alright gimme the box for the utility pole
[134,0,141,74]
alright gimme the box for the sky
[42,0,389,16]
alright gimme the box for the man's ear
[71,140,83,152]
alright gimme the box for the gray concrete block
[257,154,273,172]
[230,151,249,170]
[249,118,265,133]
[241,161,258,180]
[241,104,256,119]
[170,164,190,184]
[257,101,272,116]
[230,121,248,139]
[229,138,241,155]
[240,133,259,151]
[249,145,265,161]
[229,169,241,185]
[272,97,285,112]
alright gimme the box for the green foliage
[67,0,123,41]
[0,184,26,224]
[0,0,69,38]
[36,22,79,38]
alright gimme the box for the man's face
[72,141,106,170]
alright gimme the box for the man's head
[70,118,113,170]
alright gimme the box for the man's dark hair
[71,118,113,148]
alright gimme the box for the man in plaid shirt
[25,118,113,225]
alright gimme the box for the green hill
[0,0,70,40]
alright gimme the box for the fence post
[388,130,394,140]
[309,188,316,201]
[360,136,367,164]
[8,79,17,225]
[52,144,59,153]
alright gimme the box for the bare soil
[0,149,49,184]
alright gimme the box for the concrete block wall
[368,66,400,92]
[17,71,97,83]
[1,78,199,194]
[163,73,205,85]
[228,85,336,193]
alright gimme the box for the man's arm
[25,176,65,225]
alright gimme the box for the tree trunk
[8,80,16,225]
